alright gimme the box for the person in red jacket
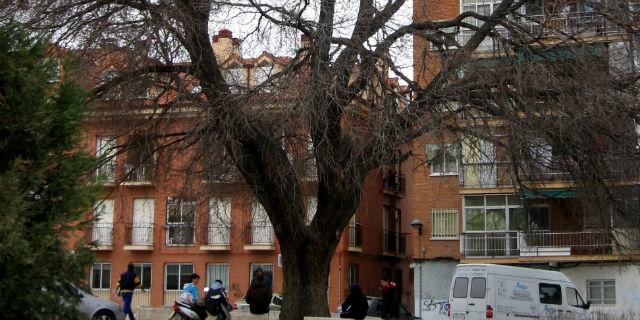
[379,279,400,320]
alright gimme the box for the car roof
[456,264,572,282]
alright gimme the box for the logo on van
[515,282,528,290]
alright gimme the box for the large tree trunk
[279,237,338,320]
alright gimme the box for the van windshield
[470,277,486,298]
[453,277,469,298]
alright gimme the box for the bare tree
[4,0,640,318]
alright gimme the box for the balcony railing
[165,223,195,246]
[124,163,155,184]
[95,162,116,184]
[244,223,274,245]
[461,162,570,188]
[125,224,154,246]
[200,224,231,245]
[460,231,616,257]
[382,231,407,255]
[348,223,363,247]
[460,232,520,257]
[382,174,406,195]
[453,10,637,52]
[92,223,114,246]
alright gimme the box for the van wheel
[93,310,115,320]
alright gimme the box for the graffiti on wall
[420,299,449,320]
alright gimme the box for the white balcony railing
[206,225,231,245]
[246,224,274,245]
[92,223,114,246]
[460,231,617,257]
[128,224,154,245]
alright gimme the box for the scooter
[168,287,211,320]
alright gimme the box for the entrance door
[132,199,154,244]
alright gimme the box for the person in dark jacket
[116,263,144,320]
[379,279,400,320]
[340,283,369,319]
[245,269,272,315]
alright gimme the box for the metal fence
[201,224,231,245]
[126,224,154,245]
[244,224,274,245]
[124,163,156,183]
[382,231,407,255]
[92,223,114,246]
[348,223,363,247]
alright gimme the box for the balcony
[382,231,407,257]
[91,223,113,250]
[244,224,275,250]
[95,162,116,185]
[451,10,638,53]
[348,223,363,252]
[199,224,231,251]
[165,223,195,246]
[124,224,154,250]
[123,163,155,186]
[460,231,624,259]
[460,162,570,189]
[382,174,406,196]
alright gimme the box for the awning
[521,189,577,199]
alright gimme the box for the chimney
[212,29,241,62]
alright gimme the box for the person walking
[245,269,272,315]
[116,263,144,320]
[340,283,369,319]
[379,279,400,320]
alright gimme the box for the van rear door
[449,276,487,320]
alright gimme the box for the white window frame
[164,263,194,291]
[587,279,616,305]
[462,195,522,232]
[133,263,152,289]
[206,263,230,288]
[431,209,459,240]
[427,144,460,176]
[96,136,117,182]
[165,198,196,246]
[91,262,112,289]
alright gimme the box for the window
[464,195,523,232]
[166,198,196,245]
[306,196,317,225]
[431,209,458,239]
[207,263,230,288]
[539,283,562,305]
[93,200,114,245]
[470,277,486,298]
[225,67,245,91]
[427,144,459,175]
[250,263,274,289]
[588,280,616,305]
[348,264,359,285]
[461,138,497,188]
[165,264,193,291]
[453,277,469,298]
[91,263,111,289]
[133,263,152,289]
[96,137,116,183]
[566,287,586,308]
[255,63,274,89]
[461,0,502,27]
[251,201,273,244]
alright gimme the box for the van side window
[566,287,578,307]
[453,277,469,298]
[470,277,486,298]
[539,283,562,305]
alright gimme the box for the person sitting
[340,283,369,319]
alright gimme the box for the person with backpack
[205,279,232,320]
[182,273,208,319]
[116,263,144,320]
[340,283,369,319]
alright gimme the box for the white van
[448,264,590,320]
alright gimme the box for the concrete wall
[560,263,640,316]
[413,260,457,319]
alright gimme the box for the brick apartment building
[78,29,413,312]
[410,0,640,317]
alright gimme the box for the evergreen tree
[0,24,99,319]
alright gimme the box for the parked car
[336,296,419,319]
[448,264,590,320]
[76,288,126,320]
